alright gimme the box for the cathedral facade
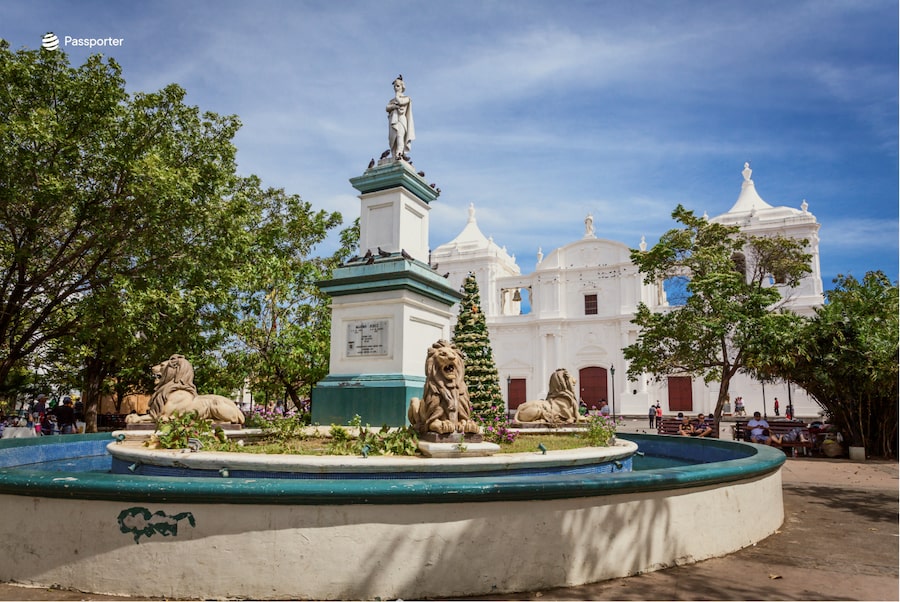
[431,165,825,418]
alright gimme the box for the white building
[431,165,825,418]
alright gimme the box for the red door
[668,376,693,412]
[579,367,608,410]
[507,378,526,411]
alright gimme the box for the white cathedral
[431,163,825,419]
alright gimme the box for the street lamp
[610,366,616,421]
[787,379,793,420]
[761,380,767,419]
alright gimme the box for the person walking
[648,404,656,428]
[774,397,780,417]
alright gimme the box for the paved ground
[469,456,898,601]
[1,420,896,601]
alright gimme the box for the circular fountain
[0,430,784,600]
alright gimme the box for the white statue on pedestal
[386,74,415,160]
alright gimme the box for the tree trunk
[82,356,110,434]
[712,363,738,423]
[284,381,302,411]
[713,382,730,424]
[0,360,13,400]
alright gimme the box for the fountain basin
[0,432,784,599]
[106,435,638,479]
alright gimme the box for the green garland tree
[452,273,505,424]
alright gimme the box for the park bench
[657,417,719,438]
[98,413,127,431]
[733,419,813,456]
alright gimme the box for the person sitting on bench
[770,426,810,446]
[691,413,713,437]
[678,415,694,436]
[748,411,771,445]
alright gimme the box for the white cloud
[820,218,899,251]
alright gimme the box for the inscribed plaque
[346,319,390,357]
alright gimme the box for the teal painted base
[311,374,425,427]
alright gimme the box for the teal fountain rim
[0,432,785,506]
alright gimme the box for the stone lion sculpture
[513,368,582,424]
[125,354,245,425]
[407,340,480,438]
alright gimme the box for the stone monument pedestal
[312,160,461,426]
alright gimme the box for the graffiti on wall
[117,507,196,544]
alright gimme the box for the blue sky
[4,0,898,286]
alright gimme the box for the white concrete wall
[0,471,783,600]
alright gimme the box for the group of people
[642,399,809,446]
[0,394,81,437]
[678,412,714,437]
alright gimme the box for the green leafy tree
[0,45,254,428]
[624,205,812,422]
[0,45,335,429]
[452,273,505,423]
[222,199,355,411]
[753,272,898,458]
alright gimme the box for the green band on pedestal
[350,161,438,203]
[311,373,426,427]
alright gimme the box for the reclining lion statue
[125,354,245,425]
[514,368,582,424]
[407,340,480,437]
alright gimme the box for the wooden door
[667,376,693,412]
[578,367,608,410]
[507,378,527,410]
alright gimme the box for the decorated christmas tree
[452,273,507,426]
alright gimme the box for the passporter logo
[41,32,59,50]
[64,36,124,48]
[39,32,124,50]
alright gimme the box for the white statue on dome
[386,75,415,160]
[584,213,595,238]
